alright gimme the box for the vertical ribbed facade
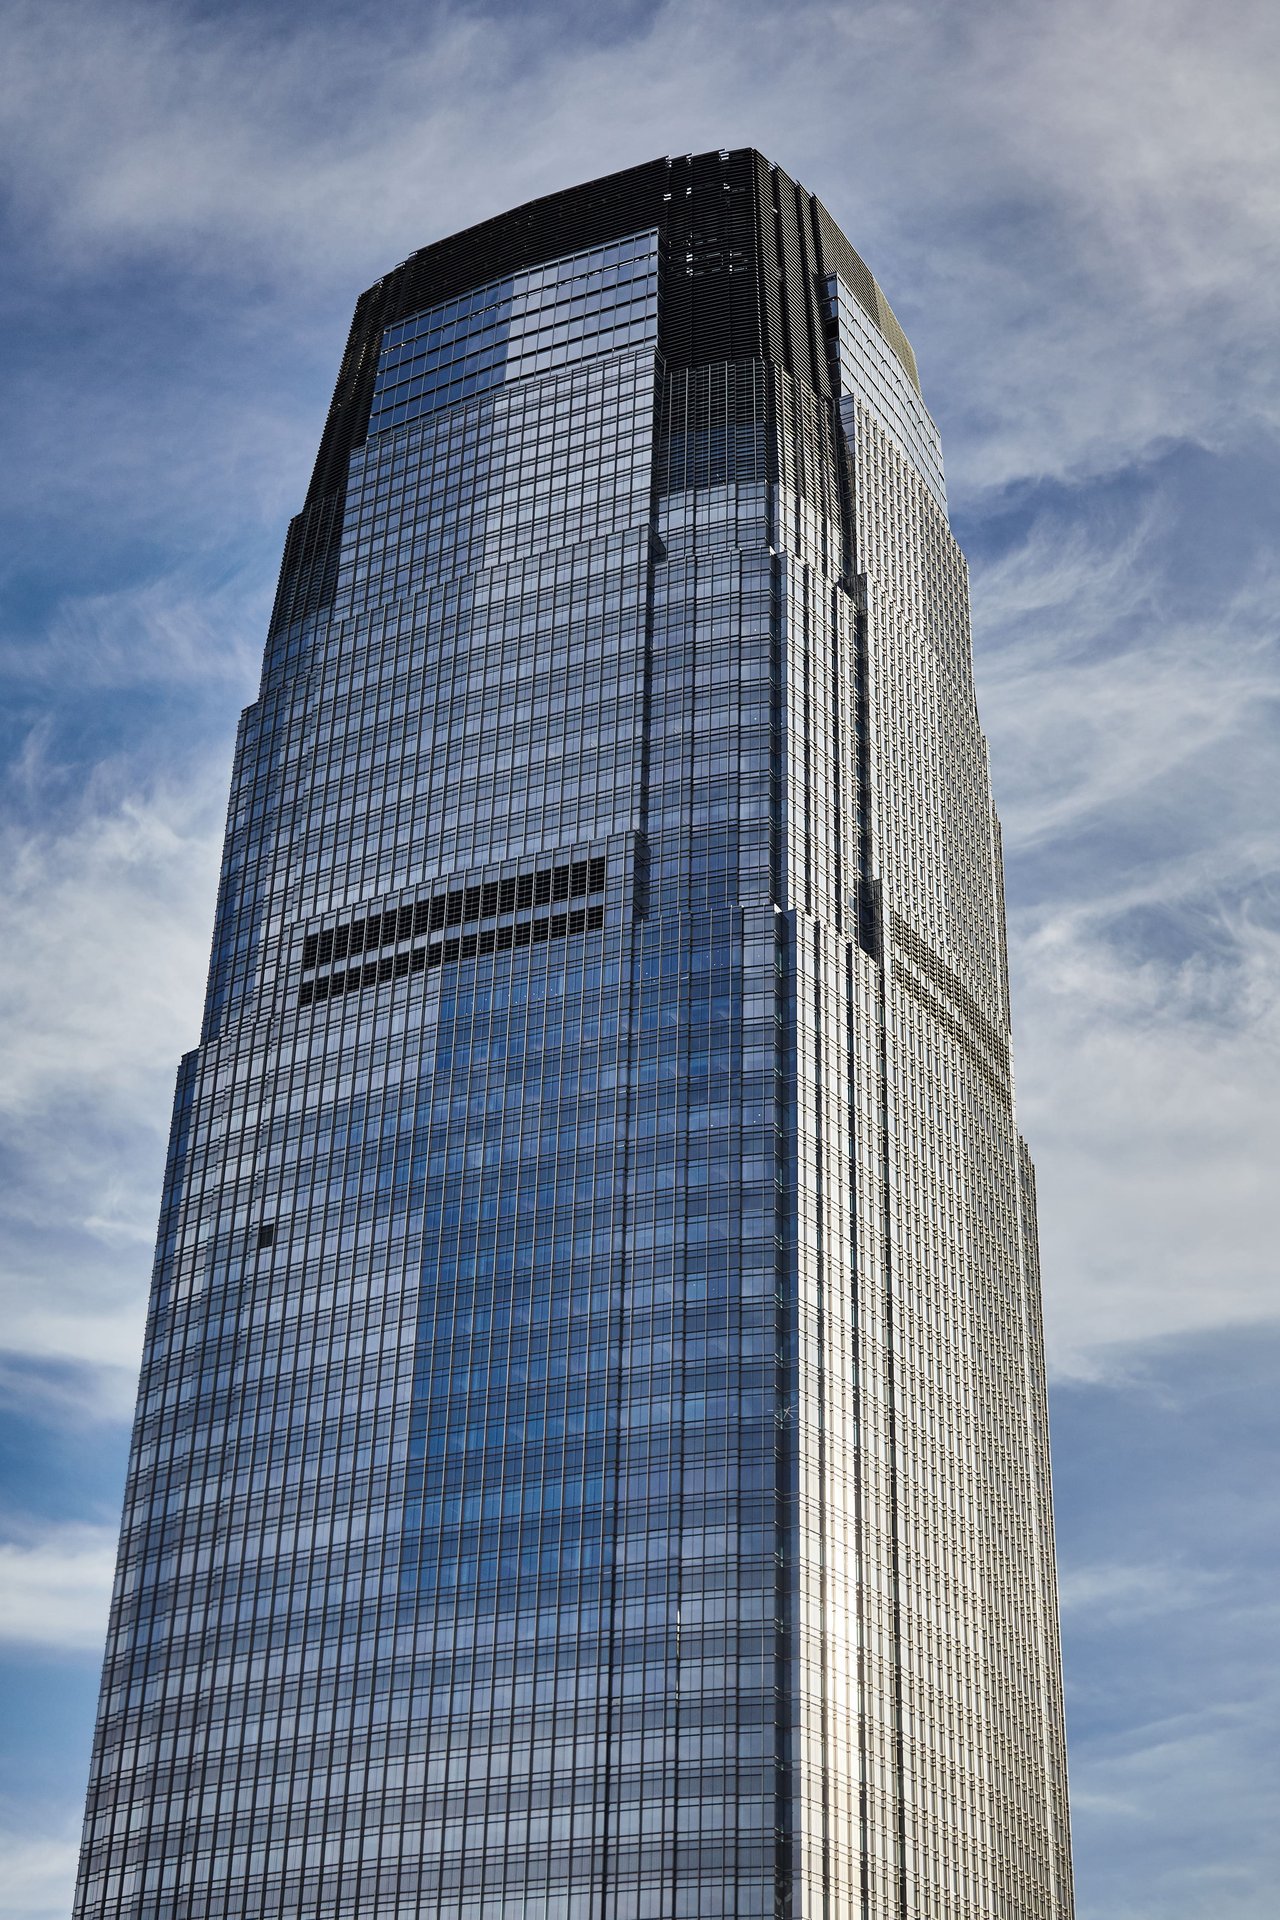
[75,151,1073,1920]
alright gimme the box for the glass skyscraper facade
[76,151,1073,1920]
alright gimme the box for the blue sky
[1,0,1277,1914]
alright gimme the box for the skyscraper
[76,150,1073,1920]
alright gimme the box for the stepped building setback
[76,150,1074,1920]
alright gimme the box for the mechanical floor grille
[299,858,607,1010]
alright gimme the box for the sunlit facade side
[75,150,1073,1920]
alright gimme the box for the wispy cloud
[1052,1330,1280,1918]
[1059,1559,1225,1620]
[960,456,1280,1370]
[0,1829,83,1920]
[0,573,264,693]
[0,757,225,1422]
[1070,1695,1280,1920]
[0,0,1275,489]
[0,758,223,1114]
[0,1522,117,1652]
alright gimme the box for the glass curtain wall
[75,153,1073,1920]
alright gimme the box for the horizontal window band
[299,903,606,1008]
[889,908,1008,1065]
[302,855,607,973]
[891,959,1010,1100]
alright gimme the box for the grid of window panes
[834,372,1074,1917]
[822,273,947,511]
[367,232,658,440]
[201,338,660,1046]
[333,352,656,624]
[74,224,786,1920]
[75,175,1074,1920]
